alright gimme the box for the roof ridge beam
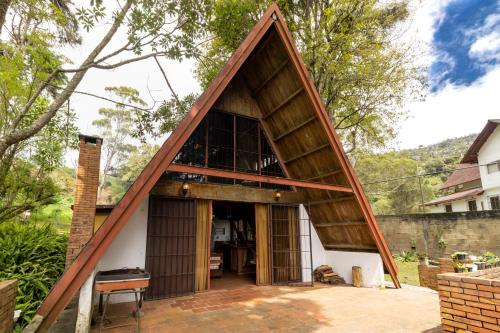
[273,115,316,141]
[308,195,355,206]
[167,163,353,193]
[262,86,304,120]
[252,57,290,96]
[315,221,365,227]
[284,143,330,164]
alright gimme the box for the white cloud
[468,13,500,63]
[397,65,500,149]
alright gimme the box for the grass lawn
[385,260,420,286]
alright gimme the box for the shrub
[395,250,417,262]
[0,221,67,331]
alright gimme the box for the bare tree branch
[153,56,181,106]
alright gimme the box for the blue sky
[430,0,500,91]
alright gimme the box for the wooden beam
[167,164,353,193]
[284,143,330,164]
[152,179,306,203]
[308,195,354,206]
[252,57,289,96]
[314,222,365,228]
[303,169,343,181]
[273,115,316,141]
[323,244,378,251]
[263,87,304,120]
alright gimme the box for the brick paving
[91,283,442,333]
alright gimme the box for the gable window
[445,204,453,213]
[468,200,477,211]
[491,196,500,210]
[487,161,500,174]
[168,109,288,188]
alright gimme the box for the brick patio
[91,283,442,333]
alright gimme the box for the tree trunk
[0,0,12,35]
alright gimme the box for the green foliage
[395,250,417,263]
[195,0,422,151]
[0,222,67,331]
[354,134,477,214]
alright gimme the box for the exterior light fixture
[181,182,190,196]
[273,190,281,202]
[271,12,278,21]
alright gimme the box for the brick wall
[438,268,500,332]
[418,258,454,290]
[0,280,17,333]
[377,211,500,259]
[66,134,102,267]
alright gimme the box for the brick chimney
[66,134,103,267]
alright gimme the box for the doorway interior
[210,201,256,289]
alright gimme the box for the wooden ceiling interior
[211,27,377,253]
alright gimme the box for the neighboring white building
[426,119,500,213]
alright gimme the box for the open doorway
[210,201,256,289]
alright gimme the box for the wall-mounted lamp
[181,182,190,196]
[273,190,281,202]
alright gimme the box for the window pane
[491,197,500,210]
[487,162,500,174]
[172,119,206,166]
[445,204,452,213]
[236,117,259,174]
[207,111,234,171]
[468,200,477,211]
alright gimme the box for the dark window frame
[445,204,453,213]
[491,196,500,210]
[168,109,289,189]
[467,200,477,212]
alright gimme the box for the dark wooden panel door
[145,197,196,300]
[271,205,302,285]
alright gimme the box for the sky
[64,0,500,164]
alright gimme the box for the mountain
[354,133,478,215]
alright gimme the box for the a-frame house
[31,4,399,331]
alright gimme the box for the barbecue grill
[95,268,150,332]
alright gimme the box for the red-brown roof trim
[462,119,500,163]
[32,5,399,330]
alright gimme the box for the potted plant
[454,262,466,273]
[451,252,468,261]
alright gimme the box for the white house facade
[426,120,500,213]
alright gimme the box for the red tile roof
[425,187,483,206]
[440,163,480,190]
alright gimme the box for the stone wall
[377,211,500,259]
[0,280,17,333]
[438,268,500,332]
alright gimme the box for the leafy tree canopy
[195,0,423,152]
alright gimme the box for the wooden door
[145,197,196,300]
[255,203,271,285]
[271,205,301,284]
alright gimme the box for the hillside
[355,133,478,215]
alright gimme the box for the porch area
[91,283,441,333]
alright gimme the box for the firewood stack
[314,265,346,284]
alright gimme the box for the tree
[92,86,144,202]
[109,143,160,202]
[195,0,423,152]
[0,0,212,173]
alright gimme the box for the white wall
[324,251,384,287]
[478,126,500,192]
[428,195,488,213]
[299,205,384,287]
[95,197,149,303]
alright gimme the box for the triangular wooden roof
[33,4,399,331]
